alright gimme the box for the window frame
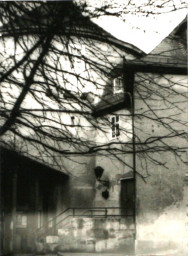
[113,76,124,94]
[110,115,120,140]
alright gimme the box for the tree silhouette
[0,1,187,178]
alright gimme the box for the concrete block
[55,217,136,253]
[58,228,69,236]
[46,236,59,244]
[95,239,106,252]
[35,241,45,253]
[119,223,127,230]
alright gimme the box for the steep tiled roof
[130,35,187,67]
[127,17,187,68]
[94,19,187,116]
[0,2,143,56]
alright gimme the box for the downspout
[123,57,136,240]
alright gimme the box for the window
[113,76,123,94]
[16,212,27,228]
[111,115,120,139]
[37,211,42,229]
[71,116,75,125]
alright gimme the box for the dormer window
[111,115,120,139]
[113,76,123,94]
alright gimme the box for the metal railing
[36,207,134,240]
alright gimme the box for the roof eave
[124,61,187,75]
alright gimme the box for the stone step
[12,253,178,256]
[36,217,135,254]
[56,253,168,256]
[57,253,133,256]
[36,231,135,253]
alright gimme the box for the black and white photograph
[0,0,187,255]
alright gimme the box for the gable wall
[134,72,188,254]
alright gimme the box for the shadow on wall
[60,156,96,208]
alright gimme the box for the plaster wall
[134,73,188,255]
[94,109,133,207]
[56,154,96,210]
[1,33,137,216]
[0,34,135,175]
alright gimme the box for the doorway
[120,178,135,217]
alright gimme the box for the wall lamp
[94,166,110,199]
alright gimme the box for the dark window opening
[120,179,135,216]
[111,115,120,138]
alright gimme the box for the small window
[37,211,42,229]
[113,76,123,94]
[16,212,27,228]
[111,115,120,139]
[71,116,75,124]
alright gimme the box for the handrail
[36,207,134,239]
[37,207,131,230]
[37,207,70,232]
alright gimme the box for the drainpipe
[11,169,17,252]
[123,57,136,240]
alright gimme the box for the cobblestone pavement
[50,253,186,256]
[8,253,188,256]
[10,253,179,256]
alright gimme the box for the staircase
[35,208,135,254]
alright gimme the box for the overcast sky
[1,1,187,53]
[84,0,187,53]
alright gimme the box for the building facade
[0,2,187,255]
